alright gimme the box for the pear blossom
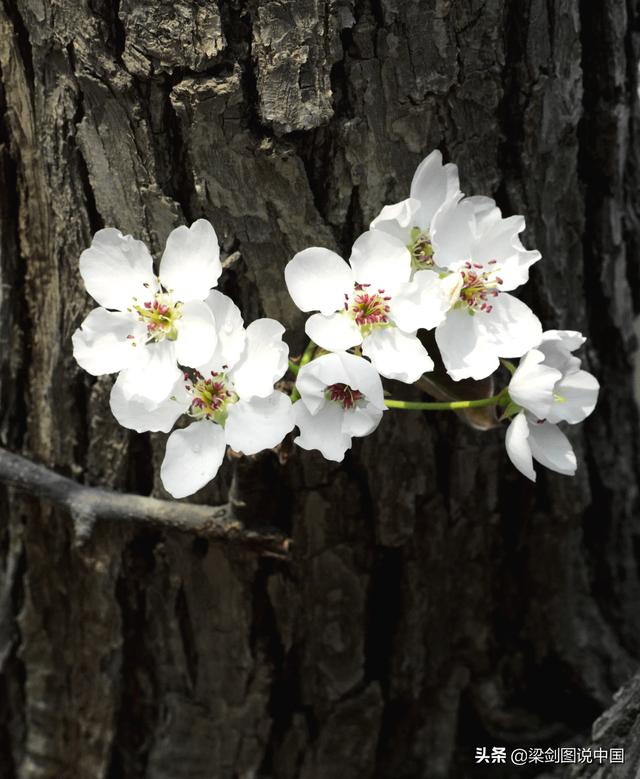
[72,220,223,405]
[284,231,447,383]
[370,149,460,273]
[110,291,295,498]
[420,195,543,381]
[370,151,543,382]
[505,331,599,481]
[293,352,386,461]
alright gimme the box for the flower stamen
[325,383,365,410]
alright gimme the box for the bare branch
[0,447,291,557]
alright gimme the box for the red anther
[465,261,472,268]
[473,263,483,269]
[489,259,497,264]
[344,303,348,311]
[495,276,504,284]
[144,301,151,309]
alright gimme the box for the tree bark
[0,1,639,778]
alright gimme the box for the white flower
[371,155,542,380]
[72,220,222,405]
[370,149,460,273]
[110,292,295,498]
[293,352,386,461]
[424,195,543,381]
[284,231,444,383]
[505,330,599,481]
[505,412,578,482]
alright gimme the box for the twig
[0,447,291,557]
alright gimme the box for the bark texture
[0,1,639,777]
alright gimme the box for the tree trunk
[0,1,638,777]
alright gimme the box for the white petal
[225,391,295,455]
[409,150,460,229]
[117,340,182,405]
[435,307,499,381]
[285,247,354,315]
[509,349,562,419]
[341,403,383,437]
[505,412,536,482]
[110,374,189,433]
[547,370,600,425]
[471,214,540,291]
[296,352,386,414]
[349,230,411,295]
[293,401,351,462]
[160,421,227,498]
[175,299,217,367]
[159,220,222,301]
[305,312,362,352]
[229,318,289,399]
[391,270,454,332]
[431,196,475,270]
[362,328,433,383]
[201,290,246,371]
[475,293,543,358]
[538,330,585,374]
[528,420,577,476]
[79,228,157,310]
[369,198,420,244]
[72,308,144,375]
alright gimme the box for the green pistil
[407,226,435,271]
[133,295,183,342]
[188,373,237,425]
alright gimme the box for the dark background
[0,1,639,777]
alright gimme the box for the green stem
[384,395,503,411]
[288,359,299,376]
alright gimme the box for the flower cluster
[72,151,599,497]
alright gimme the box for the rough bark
[0,1,638,778]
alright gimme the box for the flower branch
[0,447,291,557]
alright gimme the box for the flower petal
[229,318,289,399]
[117,340,182,405]
[472,214,540,291]
[305,312,362,352]
[285,247,354,315]
[110,374,189,433]
[409,150,460,229]
[505,412,536,482]
[201,290,246,371]
[72,308,145,375]
[475,293,543,358]
[79,228,157,310]
[369,198,420,244]
[391,270,454,332]
[547,369,600,425]
[341,403,384,438]
[362,328,434,383]
[293,401,351,462]
[538,330,585,374]
[528,420,577,476]
[296,352,385,415]
[349,230,411,294]
[431,196,475,270]
[509,349,562,419]
[159,219,222,301]
[435,307,499,381]
[175,299,218,367]
[225,391,295,455]
[160,421,227,498]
